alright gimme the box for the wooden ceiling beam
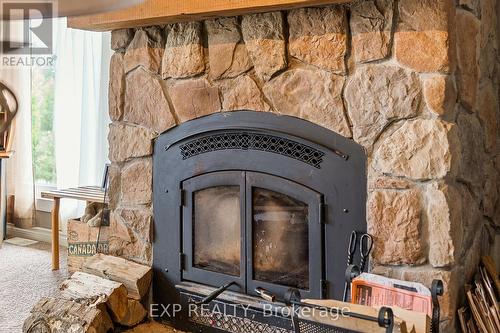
[67,0,350,31]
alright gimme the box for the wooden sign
[67,218,109,273]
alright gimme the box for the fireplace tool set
[342,230,374,302]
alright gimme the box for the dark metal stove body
[153,111,367,332]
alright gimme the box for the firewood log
[22,297,113,333]
[60,271,128,323]
[83,253,152,300]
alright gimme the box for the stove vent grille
[179,131,325,169]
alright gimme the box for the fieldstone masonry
[107,1,499,331]
[288,7,347,73]
[350,0,393,63]
[205,17,252,80]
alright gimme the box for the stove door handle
[194,281,237,305]
[255,287,276,302]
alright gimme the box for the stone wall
[106,0,499,331]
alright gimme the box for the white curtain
[53,18,111,231]
[4,18,35,231]
[4,66,34,230]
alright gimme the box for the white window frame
[35,183,55,212]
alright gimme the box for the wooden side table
[41,186,108,270]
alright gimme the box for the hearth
[153,111,367,331]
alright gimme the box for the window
[31,65,56,185]
[8,18,110,219]
[30,20,111,188]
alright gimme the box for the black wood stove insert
[153,111,367,332]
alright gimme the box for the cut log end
[116,299,148,327]
[60,271,129,322]
[23,297,114,333]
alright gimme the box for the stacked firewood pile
[23,254,154,333]
[458,256,500,333]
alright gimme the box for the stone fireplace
[106,1,500,332]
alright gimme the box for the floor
[120,321,184,333]
[0,240,68,333]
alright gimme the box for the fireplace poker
[284,288,394,333]
[194,281,237,305]
[342,230,358,301]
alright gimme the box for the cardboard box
[67,218,109,273]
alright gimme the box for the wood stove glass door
[182,171,322,298]
[182,171,246,292]
[245,172,323,299]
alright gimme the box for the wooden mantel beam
[67,0,350,31]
